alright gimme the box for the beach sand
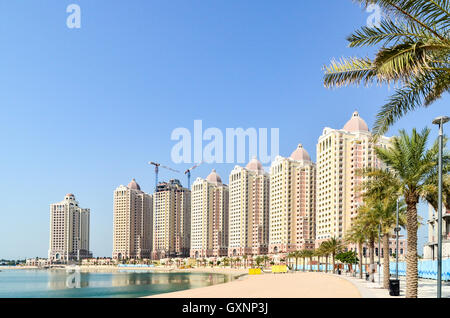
[147,271,361,298]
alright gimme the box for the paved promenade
[340,271,450,298]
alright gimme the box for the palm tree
[302,250,314,272]
[319,242,331,273]
[255,256,263,268]
[236,257,242,268]
[323,0,450,136]
[359,168,409,288]
[263,256,270,268]
[292,251,302,271]
[313,249,322,272]
[345,222,367,279]
[242,255,248,268]
[365,128,448,297]
[300,250,307,272]
[354,204,380,282]
[324,237,344,274]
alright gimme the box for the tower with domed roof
[269,144,316,255]
[228,157,270,256]
[190,170,229,258]
[315,111,391,247]
[113,178,153,260]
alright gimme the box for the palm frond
[347,19,434,47]
[353,0,450,38]
[323,57,377,88]
[372,71,443,135]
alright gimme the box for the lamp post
[432,115,449,298]
[395,198,400,280]
[378,224,381,285]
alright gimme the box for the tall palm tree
[324,237,344,274]
[366,128,448,297]
[302,250,314,272]
[359,167,409,288]
[314,248,324,272]
[345,222,367,279]
[323,0,450,136]
[355,204,380,282]
[293,250,302,271]
[319,242,331,273]
[242,255,248,268]
[300,250,307,272]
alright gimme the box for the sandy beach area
[147,271,362,298]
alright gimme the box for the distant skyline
[0,1,447,259]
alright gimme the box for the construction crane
[148,161,181,189]
[184,161,203,189]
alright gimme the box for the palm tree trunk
[383,233,390,289]
[310,257,313,272]
[369,238,375,283]
[332,253,336,274]
[303,257,305,272]
[295,258,298,271]
[358,242,363,279]
[405,196,419,298]
[325,255,328,273]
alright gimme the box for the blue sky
[0,1,447,259]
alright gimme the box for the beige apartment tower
[152,179,190,259]
[316,111,391,245]
[113,179,153,260]
[228,157,270,256]
[269,145,316,254]
[190,170,229,258]
[49,193,91,262]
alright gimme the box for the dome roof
[206,169,222,185]
[246,156,263,172]
[127,178,141,190]
[290,144,311,162]
[343,111,369,132]
[65,193,75,200]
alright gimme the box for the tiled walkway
[338,271,450,298]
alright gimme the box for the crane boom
[184,161,203,189]
[148,161,180,190]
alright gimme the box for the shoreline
[0,265,248,275]
[0,266,364,298]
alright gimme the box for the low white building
[423,203,450,260]
[26,258,50,267]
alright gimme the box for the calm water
[0,269,233,298]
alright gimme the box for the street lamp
[432,115,449,298]
[395,198,400,280]
[378,224,382,285]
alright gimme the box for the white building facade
[48,193,92,262]
[423,203,450,260]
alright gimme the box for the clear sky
[0,1,447,259]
